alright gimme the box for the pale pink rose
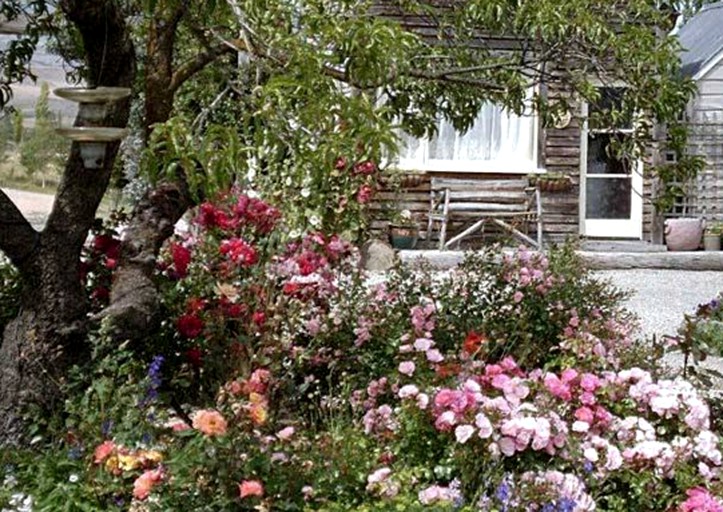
[413,338,434,351]
[455,425,475,444]
[399,384,420,399]
[498,436,517,456]
[398,361,416,376]
[276,426,295,441]
[416,393,430,409]
[513,291,524,303]
[475,413,493,439]
[426,349,444,363]
[367,467,392,484]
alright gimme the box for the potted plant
[529,172,573,193]
[388,209,419,249]
[704,221,722,251]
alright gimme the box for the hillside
[1,35,77,126]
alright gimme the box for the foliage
[17,82,68,183]
[667,295,723,387]
[6,192,718,511]
[0,254,22,335]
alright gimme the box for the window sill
[390,163,547,175]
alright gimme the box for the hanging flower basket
[535,175,573,193]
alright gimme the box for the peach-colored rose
[192,409,228,436]
[133,468,163,500]
[247,393,268,426]
[239,479,264,499]
[93,440,116,464]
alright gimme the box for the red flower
[252,311,266,327]
[352,160,377,175]
[463,331,486,356]
[177,314,204,338]
[170,243,192,278]
[224,303,247,318]
[334,156,348,170]
[196,202,220,228]
[220,238,258,267]
[356,184,374,204]
[186,347,203,367]
[186,297,207,313]
[91,286,110,302]
[283,282,301,295]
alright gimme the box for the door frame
[579,92,644,239]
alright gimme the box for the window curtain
[398,103,536,170]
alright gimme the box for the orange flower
[239,479,264,499]
[463,331,486,356]
[133,468,163,500]
[192,409,228,436]
[93,440,116,464]
[248,393,268,426]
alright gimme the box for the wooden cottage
[678,3,723,223]
[369,1,665,248]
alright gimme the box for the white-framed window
[394,98,541,174]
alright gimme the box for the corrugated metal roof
[678,1,723,78]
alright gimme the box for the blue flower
[495,479,511,503]
[557,497,576,512]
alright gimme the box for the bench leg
[445,219,487,249]
[491,219,539,249]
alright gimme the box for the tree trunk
[0,0,135,446]
[102,7,197,343]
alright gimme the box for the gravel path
[1,187,55,230]
[596,269,723,340]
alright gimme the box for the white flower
[300,188,311,198]
[68,474,79,483]
[398,384,420,399]
[572,421,590,433]
[583,447,599,463]
[455,425,475,444]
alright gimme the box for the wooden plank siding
[685,56,723,222]
[366,1,659,246]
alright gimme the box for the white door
[580,88,643,239]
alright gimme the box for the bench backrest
[430,178,531,212]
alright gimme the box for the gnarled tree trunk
[0,0,135,446]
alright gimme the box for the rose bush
[1,191,721,511]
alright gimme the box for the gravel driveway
[596,269,723,339]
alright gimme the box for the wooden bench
[427,178,542,249]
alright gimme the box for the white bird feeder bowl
[54,87,131,169]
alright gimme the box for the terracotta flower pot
[664,218,703,251]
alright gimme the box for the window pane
[585,177,632,219]
[587,133,630,175]
[397,102,536,169]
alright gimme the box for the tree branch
[0,190,38,272]
[170,43,236,93]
